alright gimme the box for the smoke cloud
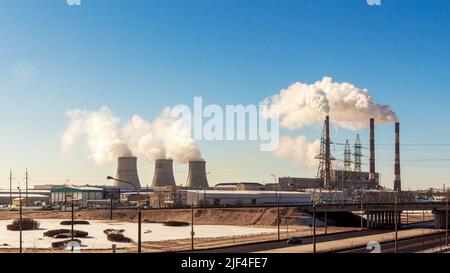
[262,76,397,131]
[61,106,202,165]
[61,106,132,164]
[264,76,397,168]
[275,136,320,168]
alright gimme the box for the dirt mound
[104,229,132,243]
[44,229,88,238]
[6,218,40,231]
[163,221,189,227]
[60,220,90,225]
[52,239,82,249]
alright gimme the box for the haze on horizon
[0,0,449,190]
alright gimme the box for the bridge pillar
[368,213,374,228]
[433,211,450,229]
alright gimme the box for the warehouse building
[184,190,312,207]
[51,186,104,208]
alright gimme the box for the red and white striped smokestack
[369,118,375,183]
[394,122,401,191]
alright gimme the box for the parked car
[287,237,303,245]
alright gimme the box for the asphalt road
[187,221,436,253]
[192,229,391,253]
[340,231,449,253]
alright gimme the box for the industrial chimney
[151,159,176,188]
[186,160,209,189]
[114,156,142,190]
[394,122,401,192]
[369,118,376,184]
[324,116,331,188]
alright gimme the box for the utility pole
[9,170,12,206]
[25,169,28,207]
[271,174,280,240]
[394,193,398,253]
[191,202,195,250]
[276,182,280,240]
[110,198,113,220]
[138,202,141,253]
[324,200,328,235]
[17,187,22,254]
[313,201,316,253]
[360,191,364,231]
[445,185,448,246]
[71,197,74,252]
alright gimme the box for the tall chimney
[186,160,209,189]
[115,156,141,190]
[369,118,376,184]
[394,122,401,191]
[151,159,176,188]
[325,116,331,187]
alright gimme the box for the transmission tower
[315,116,335,188]
[344,140,352,171]
[353,134,362,172]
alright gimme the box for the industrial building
[51,186,104,208]
[185,190,312,207]
[214,182,266,191]
[114,156,141,190]
[0,189,51,206]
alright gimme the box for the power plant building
[114,156,141,190]
[152,159,177,187]
[185,160,209,189]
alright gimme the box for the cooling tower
[151,159,176,187]
[114,156,141,190]
[369,118,376,184]
[394,122,402,192]
[186,160,209,189]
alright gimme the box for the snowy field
[0,219,276,250]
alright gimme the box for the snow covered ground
[0,219,276,250]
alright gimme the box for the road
[191,229,391,253]
[340,231,449,253]
[188,221,436,253]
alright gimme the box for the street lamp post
[324,200,328,235]
[106,176,142,253]
[191,202,195,250]
[71,197,74,252]
[271,174,280,240]
[445,185,449,246]
[17,187,22,254]
[110,198,113,220]
[313,200,316,253]
[394,192,398,253]
[360,191,364,231]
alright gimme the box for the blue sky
[0,0,449,190]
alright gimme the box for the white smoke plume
[61,106,132,164]
[262,76,397,131]
[275,136,320,168]
[264,76,397,168]
[62,106,202,165]
[122,107,202,164]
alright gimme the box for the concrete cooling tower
[114,156,142,190]
[186,160,209,189]
[151,159,176,187]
